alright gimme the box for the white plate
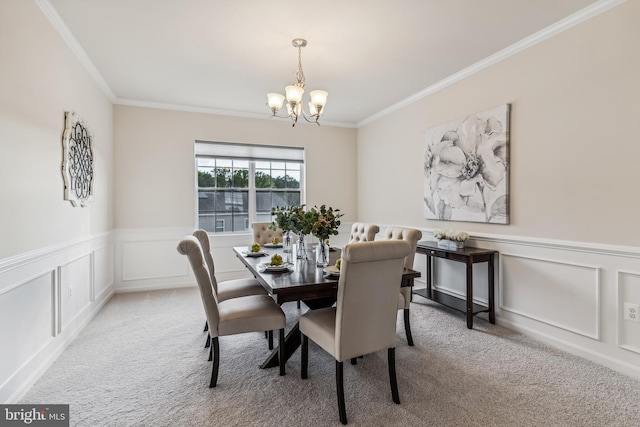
[243,251,267,257]
[323,266,340,276]
[259,262,293,272]
[263,243,283,248]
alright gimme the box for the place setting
[323,258,341,277]
[259,254,294,273]
[242,243,269,257]
[262,238,283,249]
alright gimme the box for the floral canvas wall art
[423,104,510,224]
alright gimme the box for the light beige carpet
[21,288,640,426]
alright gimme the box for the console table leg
[426,255,433,298]
[488,255,496,324]
[466,261,473,329]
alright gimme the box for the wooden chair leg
[350,358,357,365]
[208,342,212,361]
[205,333,210,348]
[268,330,274,350]
[403,308,414,346]
[301,333,308,379]
[297,300,301,309]
[388,348,400,404]
[204,321,208,332]
[279,329,285,376]
[336,360,347,425]
[210,337,220,388]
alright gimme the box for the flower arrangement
[433,229,469,249]
[308,204,343,240]
[270,204,343,239]
[269,205,299,233]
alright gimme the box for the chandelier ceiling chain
[294,40,305,88]
[266,38,328,127]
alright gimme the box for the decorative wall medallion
[62,111,95,207]
[423,104,510,224]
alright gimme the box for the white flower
[433,229,469,242]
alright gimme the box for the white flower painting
[424,104,510,224]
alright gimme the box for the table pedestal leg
[261,297,336,369]
[261,323,300,369]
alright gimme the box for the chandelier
[266,38,328,127]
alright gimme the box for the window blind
[195,141,304,163]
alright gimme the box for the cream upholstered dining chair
[250,223,304,308]
[347,223,380,243]
[193,230,271,348]
[177,236,286,387]
[300,240,411,425]
[252,222,284,245]
[383,226,422,346]
[193,230,267,302]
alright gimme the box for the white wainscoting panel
[0,233,114,403]
[114,227,353,292]
[617,270,640,354]
[500,253,600,340]
[0,271,54,395]
[93,244,114,301]
[59,254,92,332]
[121,240,187,282]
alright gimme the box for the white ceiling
[42,0,608,127]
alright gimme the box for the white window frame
[195,141,305,234]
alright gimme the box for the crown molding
[357,0,628,128]
[36,0,117,102]
[115,98,356,128]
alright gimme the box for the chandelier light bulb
[285,85,304,104]
[267,93,285,111]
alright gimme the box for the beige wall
[113,106,357,230]
[0,0,114,259]
[357,1,639,247]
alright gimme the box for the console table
[413,241,497,329]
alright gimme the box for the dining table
[233,244,421,369]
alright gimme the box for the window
[196,141,304,233]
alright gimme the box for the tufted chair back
[383,226,422,269]
[252,222,284,245]
[384,226,423,314]
[335,240,410,360]
[348,223,380,243]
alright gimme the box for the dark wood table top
[233,246,420,305]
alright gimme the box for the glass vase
[283,230,293,253]
[316,238,329,267]
[296,234,307,259]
